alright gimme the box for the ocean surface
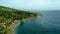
[14,11,60,34]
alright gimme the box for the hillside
[0,6,42,34]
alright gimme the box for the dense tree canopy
[0,6,42,34]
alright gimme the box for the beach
[10,16,40,34]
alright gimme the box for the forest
[0,6,42,34]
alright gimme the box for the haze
[0,0,60,11]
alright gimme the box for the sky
[0,0,60,11]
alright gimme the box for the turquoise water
[14,11,60,34]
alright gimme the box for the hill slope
[0,6,42,34]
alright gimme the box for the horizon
[0,0,60,11]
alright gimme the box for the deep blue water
[14,11,60,34]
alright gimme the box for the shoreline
[10,16,40,34]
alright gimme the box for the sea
[14,11,60,34]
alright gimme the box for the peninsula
[0,6,42,34]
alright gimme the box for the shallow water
[14,11,60,34]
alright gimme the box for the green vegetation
[0,6,42,34]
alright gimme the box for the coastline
[10,16,40,34]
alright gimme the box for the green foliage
[0,6,42,34]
